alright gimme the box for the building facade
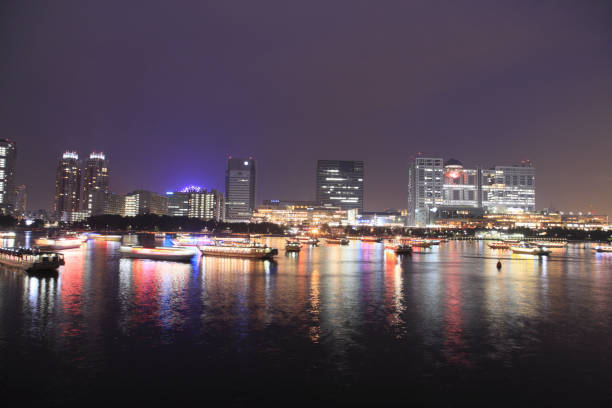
[14,185,26,216]
[124,190,168,216]
[408,156,536,226]
[0,139,17,215]
[188,189,225,221]
[82,152,109,216]
[225,157,256,222]
[316,160,364,212]
[407,156,444,226]
[54,151,82,221]
[103,192,125,216]
[166,191,190,217]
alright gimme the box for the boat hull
[198,245,278,259]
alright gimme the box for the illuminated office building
[14,184,26,216]
[104,192,125,216]
[225,157,256,222]
[0,139,17,215]
[408,156,536,226]
[82,152,109,216]
[54,151,82,220]
[167,186,225,221]
[316,160,364,211]
[124,190,168,216]
[166,191,190,217]
[407,156,444,226]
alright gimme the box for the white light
[243,161,249,166]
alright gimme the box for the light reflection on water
[1,234,612,404]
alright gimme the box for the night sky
[2,1,611,214]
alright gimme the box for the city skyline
[2,1,612,215]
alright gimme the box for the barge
[119,246,196,262]
[0,247,64,272]
[198,242,278,260]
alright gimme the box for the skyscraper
[316,160,364,211]
[407,156,444,226]
[82,152,109,216]
[188,189,225,221]
[0,139,17,215]
[124,190,168,216]
[225,157,256,222]
[14,185,26,216]
[54,151,82,220]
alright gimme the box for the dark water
[1,233,611,406]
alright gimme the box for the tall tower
[316,160,364,212]
[54,151,82,220]
[82,152,109,216]
[0,139,17,215]
[15,185,27,216]
[407,156,444,226]
[225,157,256,222]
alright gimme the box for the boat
[511,243,551,256]
[534,241,567,248]
[0,231,17,238]
[326,237,349,245]
[403,239,432,248]
[198,241,278,260]
[594,245,612,253]
[154,232,166,239]
[172,235,215,247]
[285,241,302,253]
[35,237,83,250]
[488,241,511,249]
[119,246,196,262]
[0,247,64,272]
[424,238,441,245]
[361,236,383,243]
[385,241,412,255]
[296,236,319,245]
[92,234,122,242]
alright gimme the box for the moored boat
[594,245,612,253]
[285,241,302,253]
[0,247,64,272]
[198,242,278,260]
[403,239,432,248]
[326,237,349,245]
[92,234,122,242]
[296,236,319,245]
[119,246,196,262]
[172,235,215,247]
[361,236,383,243]
[385,241,412,255]
[534,241,567,248]
[488,241,511,249]
[35,237,83,250]
[511,243,551,256]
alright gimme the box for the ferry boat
[403,239,432,248]
[361,236,383,243]
[172,235,215,247]
[511,243,551,256]
[488,241,511,249]
[534,241,567,248]
[385,241,412,255]
[296,236,319,245]
[91,234,122,242]
[326,237,349,245]
[119,246,196,262]
[198,242,278,260]
[35,237,83,250]
[285,241,302,253]
[594,245,612,253]
[0,247,64,272]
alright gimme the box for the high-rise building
[124,190,168,216]
[0,139,17,215]
[14,185,26,216]
[103,192,125,216]
[225,157,256,222]
[407,155,536,226]
[54,151,82,220]
[188,189,225,221]
[407,156,444,226]
[316,160,364,212]
[166,191,191,217]
[82,152,109,216]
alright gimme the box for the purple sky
[2,1,611,214]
